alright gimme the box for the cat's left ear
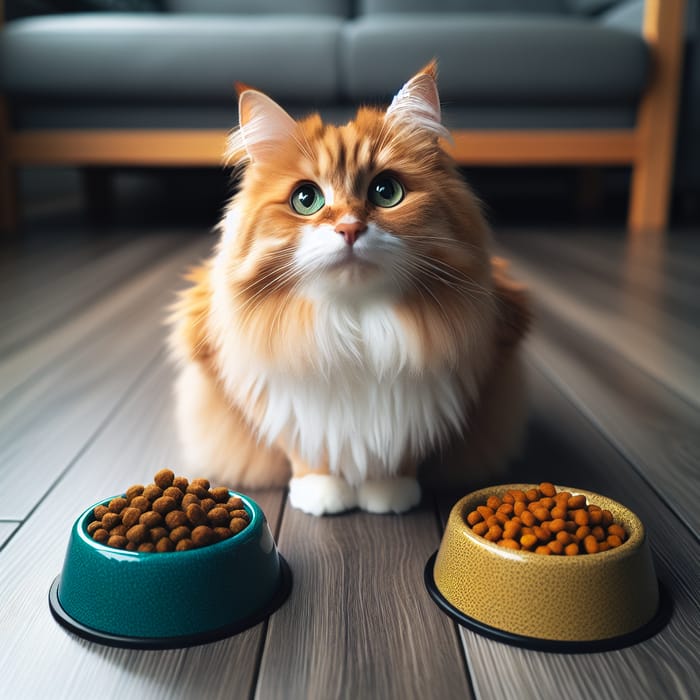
[385,61,450,140]
[226,87,298,165]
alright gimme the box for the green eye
[291,183,325,216]
[368,174,404,208]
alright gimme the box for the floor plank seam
[0,348,166,554]
[0,235,193,362]
[526,356,699,543]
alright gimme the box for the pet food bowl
[49,491,291,649]
[425,484,670,652]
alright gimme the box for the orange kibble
[607,523,627,541]
[539,497,555,510]
[575,525,591,541]
[588,509,603,525]
[486,496,502,510]
[598,542,611,552]
[549,518,566,533]
[510,490,527,502]
[573,509,590,526]
[535,546,551,555]
[557,492,572,503]
[539,482,556,497]
[503,521,521,540]
[513,501,526,517]
[591,526,606,542]
[502,493,515,504]
[466,510,483,526]
[548,540,564,555]
[533,507,550,523]
[568,495,587,509]
[497,503,514,516]
[520,533,537,549]
[520,511,535,527]
[525,488,540,502]
[607,534,623,548]
[472,521,489,537]
[484,525,503,542]
[564,520,578,533]
[565,543,580,556]
[550,505,567,520]
[556,531,572,545]
[583,535,600,554]
[601,510,614,528]
[476,505,494,520]
[497,539,521,550]
[533,526,550,543]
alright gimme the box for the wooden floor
[0,223,698,700]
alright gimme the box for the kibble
[88,471,250,552]
[466,483,628,555]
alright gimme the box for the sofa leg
[0,99,18,236]
[627,0,685,234]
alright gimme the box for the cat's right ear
[226,89,297,165]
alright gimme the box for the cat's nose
[334,221,367,246]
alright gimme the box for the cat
[168,62,530,516]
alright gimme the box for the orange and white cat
[169,63,530,516]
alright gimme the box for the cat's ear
[385,61,450,140]
[226,88,297,164]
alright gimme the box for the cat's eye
[290,183,325,216]
[368,174,404,208]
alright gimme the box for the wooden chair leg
[628,0,686,234]
[0,98,19,235]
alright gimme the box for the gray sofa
[0,0,695,232]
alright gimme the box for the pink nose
[334,221,367,246]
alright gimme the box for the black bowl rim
[424,551,672,654]
[49,555,292,649]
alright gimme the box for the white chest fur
[244,302,465,484]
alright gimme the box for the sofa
[0,0,693,234]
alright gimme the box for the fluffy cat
[169,62,530,516]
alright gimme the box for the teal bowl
[49,491,291,649]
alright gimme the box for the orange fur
[169,64,530,509]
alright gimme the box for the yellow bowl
[426,484,670,652]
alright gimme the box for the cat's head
[221,62,491,307]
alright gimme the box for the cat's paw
[288,474,357,516]
[356,477,421,514]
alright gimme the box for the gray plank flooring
[1,227,697,699]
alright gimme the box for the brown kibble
[173,476,189,492]
[230,517,248,535]
[191,477,211,490]
[110,524,127,537]
[93,505,109,520]
[153,468,175,490]
[200,498,216,513]
[156,536,174,552]
[165,510,188,530]
[107,535,128,549]
[169,525,191,543]
[101,512,121,530]
[187,483,209,499]
[192,525,215,548]
[125,484,144,501]
[130,495,150,513]
[186,503,208,527]
[142,484,163,502]
[126,542,138,551]
[150,526,168,543]
[229,509,250,521]
[213,527,233,542]
[163,486,184,503]
[126,524,149,544]
[87,520,102,535]
[138,542,156,553]
[139,510,163,528]
[93,528,109,543]
[108,497,127,514]
[227,496,244,510]
[176,539,194,551]
[121,507,141,529]
[208,506,230,527]
[210,487,230,503]
[181,493,200,508]
[152,496,177,515]
[539,482,556,498]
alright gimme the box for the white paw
[356,477,421,514]
[288,475,357,516]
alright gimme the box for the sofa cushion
[359,0,566,14]
[0,14,342,102]
[164,0,351,16]
[342,15,648,105]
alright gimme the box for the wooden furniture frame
[0,0,686,234]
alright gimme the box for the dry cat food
[87,469,250,552]
[465,482,628,555]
